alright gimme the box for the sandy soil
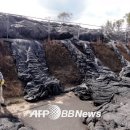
[1,92,96,130]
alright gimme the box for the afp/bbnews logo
[29,105,101,120]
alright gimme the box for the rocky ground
[83,95,130,130]
[3,92,95,130]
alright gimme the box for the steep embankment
[44,40,82,87]
[0,40,23,98]
[91,42,123,73]
[92,42,130,71]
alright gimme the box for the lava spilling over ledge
[1,13,130,130]
[6,38,130,106]
[10,39,63,101]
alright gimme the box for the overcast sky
[0,0,130,27]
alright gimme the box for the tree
[102,19,124,34]
[125,13,130,27]
[114,19,124,32]
[57,12,72,22]
[125,13,130,44]
[103,20,115,34]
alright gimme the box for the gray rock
[84,97,130,130]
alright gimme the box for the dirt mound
[116,43,130,61]
[91,43,123,73]
[44,40,82,87]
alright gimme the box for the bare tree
[102,19,124,34]
[57,12,72,22]
[114,19,124,32]
[125,13,130,44]
[125,13,130,27]
[103,20,115,34]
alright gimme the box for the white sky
[0,0,130,27]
